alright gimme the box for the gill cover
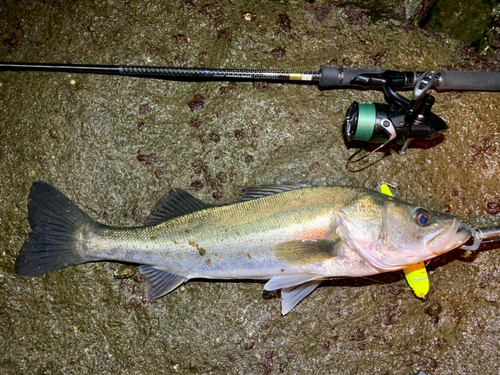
[337,194,391,270]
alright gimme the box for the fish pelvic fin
[264,274,324,291]
[281,280,323,315]
[264,274,324,315]
[15,182,99,277]
[138,265,187,301]
[145,189,212,226]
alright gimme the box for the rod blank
[3,62,500,92]
[0,62,120,75]
[0,62,320,83]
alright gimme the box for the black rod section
[120,65,321,82]
[0,62,120,75]
[0,62,321,83]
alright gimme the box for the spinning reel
[342,70,447,154]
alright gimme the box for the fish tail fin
[15,181,98,277]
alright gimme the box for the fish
[15,181,470,315]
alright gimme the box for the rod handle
[437,70,500,91]
[319,66,385,87]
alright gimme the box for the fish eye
[412,207,432,226]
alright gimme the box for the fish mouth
[424,219,471,254]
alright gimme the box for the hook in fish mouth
[425,219,471,253]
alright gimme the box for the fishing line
[345,147,388,172]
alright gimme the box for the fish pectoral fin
[138,265,187,301]
[145,189,212,226]
[273,239,342,266]
[264,274,323,291]
[281,279,324,315]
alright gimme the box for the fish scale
[83,186,357,278]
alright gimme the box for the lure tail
[15,182,98,277]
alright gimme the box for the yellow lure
[379,184,429,298]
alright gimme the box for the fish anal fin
[145,189,211,226]
[273,239,342,266]
[281,279,323,315]
[138,265,187,301]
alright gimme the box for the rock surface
[1,1,500,374]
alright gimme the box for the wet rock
[154,167,165,181]
[49,127,60,139]
[306,3,332,22]
[139,103,150,116]
[349,326,366,350]
[424,302,443,324]
[209,132,221,143]
[343,7,371,28]
[262,290,279,300]
[271,46,286,59]
[190,180,204,192]
[219,82,237,95]
[253,81,269,91]
[114,265,137,279]
[137,150,158,167]
[276,14,291,34]
[243,341,255,350]
[244,155,255,163]
[234,129,246,140]
[188,94,205,111]
[486,201,500,215]
[173,34,188,43]
[262,350,274,375]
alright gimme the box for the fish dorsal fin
[281,280,323,315]
[138,265,187,301]
[145,189,212,226]
[273,240,342,266]
[238,184,310,202]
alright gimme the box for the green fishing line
[353,103,376,141]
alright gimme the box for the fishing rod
[2,62,500,154]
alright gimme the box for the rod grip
[319,66,340,87]
[437,70,500,91]
[319,66,384,87]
